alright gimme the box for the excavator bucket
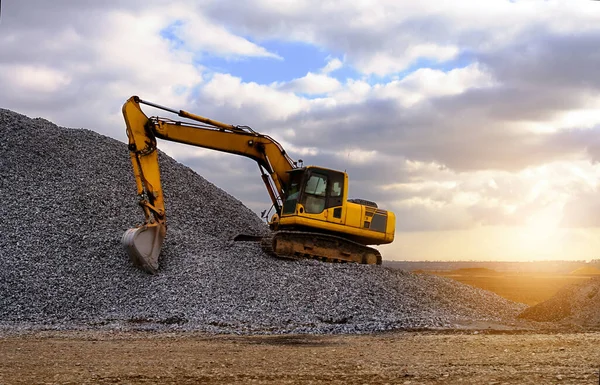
[121,223,166,274]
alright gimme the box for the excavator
[121,96,396,274]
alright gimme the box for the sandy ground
[1,330,600,384]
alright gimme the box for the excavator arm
[122,96,296,273]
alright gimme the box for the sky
[2,0,600,262]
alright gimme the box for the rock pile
[519,277,600,327]
[0,109,526,334]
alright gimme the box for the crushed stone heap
[519,277,600,327]
[0,109,526,334]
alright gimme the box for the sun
[517,207,564,258]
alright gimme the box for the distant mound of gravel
[0,109,526,334]
[519,277,600,327]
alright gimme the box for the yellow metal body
[273,167,395,245]
[277,203,395,245]
[122,96,395,272]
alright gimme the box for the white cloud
[198,73,309,122]
[370,63,496,106]
[169,14,281,59]
[400,64,496,96]
[321,57,343,74]
[356,44,459,76]
[334,148,378,164]
[3,65,72,93]
[277,72,341,95]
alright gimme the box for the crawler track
[261,231,382,265]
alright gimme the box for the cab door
[299,169,346,225]
[325,172,345,225]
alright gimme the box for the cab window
[331,181,342,197]
[305,175,327,196]
[303,174,327,213]
[282,171,303,215]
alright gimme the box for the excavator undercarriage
[236,231,382,265]
[261,231,382,265]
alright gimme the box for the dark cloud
[479,30,600,90]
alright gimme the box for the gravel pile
[519,277,600,327]
[0,109,526,334]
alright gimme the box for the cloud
[0,1,205,139]
[321,57,343,74]
[4,65,72,93]
[195,73,310,124]
[277,50,600,172]
[276,72,342,94]
[355,44,459,76]
[203,0,600,76]
[163,15,281,59]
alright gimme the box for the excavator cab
[281,167,345,217]
[274,165,395,251]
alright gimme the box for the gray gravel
[0,108,527,334]
[519,277,600,328]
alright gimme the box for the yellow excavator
[121,96,395,274]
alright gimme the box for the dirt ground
[1,330,599,384]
